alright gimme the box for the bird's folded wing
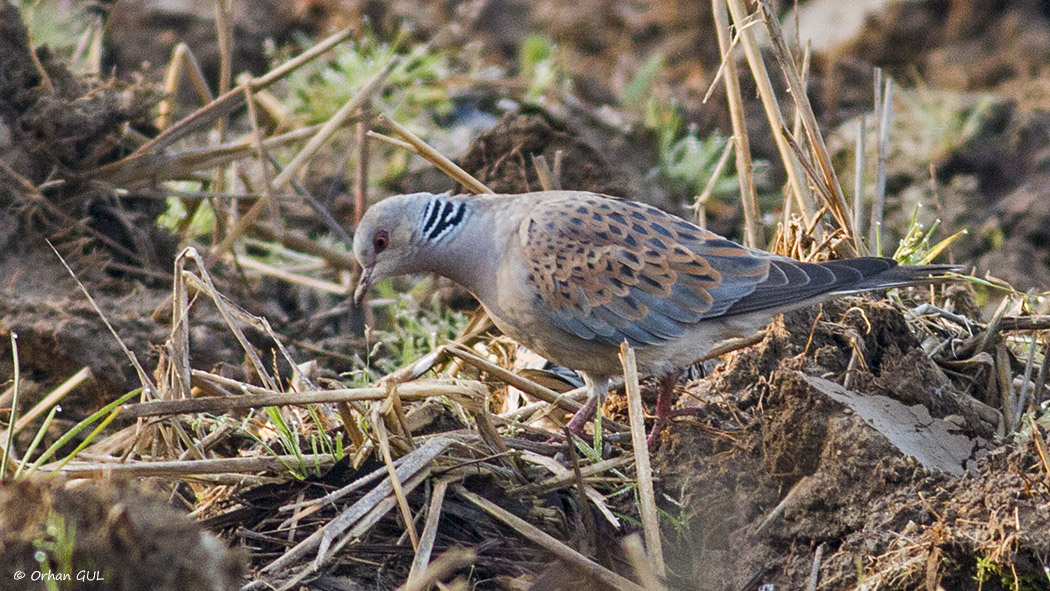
[520,194,770,347]
[722,257,894,316]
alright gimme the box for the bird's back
[478,191,957,374]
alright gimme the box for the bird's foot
[647,372,687,447]
[563,395,599,437]
[647,407,700,446]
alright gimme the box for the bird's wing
[520,194,770,347]
[722,256,895,316]
[723,256,958,316]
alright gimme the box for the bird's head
[352,192,450,302]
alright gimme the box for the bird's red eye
[373,230,389,253]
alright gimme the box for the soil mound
[655,297,1048,590]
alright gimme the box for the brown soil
[816,0,1050,290]
[831,0,1050,106]
[104,0,304,92]
[0,4,278,451]
[1,3,166,418]
[825,90,1050,291]
[458,108,646,200]
[904,103,1050,290]
[652,296,1049,590]
[0,0,166,275]
[0,478,244,591]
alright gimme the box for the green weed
[285,30,454,183]
[33,510,75,591]
[641,94,749,219]
[156,182,216,237]
[518,35,571,103]
[891,204,966,263]
[364,282,468,377]
[895,86,996,163]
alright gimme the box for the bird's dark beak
[353,266,373,304]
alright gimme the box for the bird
[352,190,957,443]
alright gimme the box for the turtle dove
[353,191,957,442]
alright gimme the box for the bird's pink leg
[563,374,609,437]
[563,394,598,435]
[648,372,686,446]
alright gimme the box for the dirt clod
[457,108,643,199]
[656,296,1046,590]
[0,478,245,591]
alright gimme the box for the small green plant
[12,389,141,479]
[265,406,307,476]
[365,282,469,377]
[895,86,996,163]
[34,510,76,591]
[642,95,744,216]
[621,54,666,106]
[657,492,693,546]
[623,56,740,204]
[156,182,216,237]
[661,130,738,199]
[975,554,994,590]
[19,1,87,53]
[239,283,464,477]
[518,35,571,102]
[598,463,635,502]
[306,404,344,463]
[854,554,867,583]
[287,31,452,126]
[592,399,603,454]
[973,554,1047,591]
[643,94,685,156]
[625,58,775,236]
[246,404,343,480]
[890,204,966,263]
[284,30,454,183]
[570,433,604,463]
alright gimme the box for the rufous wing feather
[522,194,770,347]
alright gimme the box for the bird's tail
[841,262,964,294]
[722,258,963,318]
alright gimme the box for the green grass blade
[23,389,141,478]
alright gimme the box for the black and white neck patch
[420,198,468,243]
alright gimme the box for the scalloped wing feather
[522,194,770,347]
